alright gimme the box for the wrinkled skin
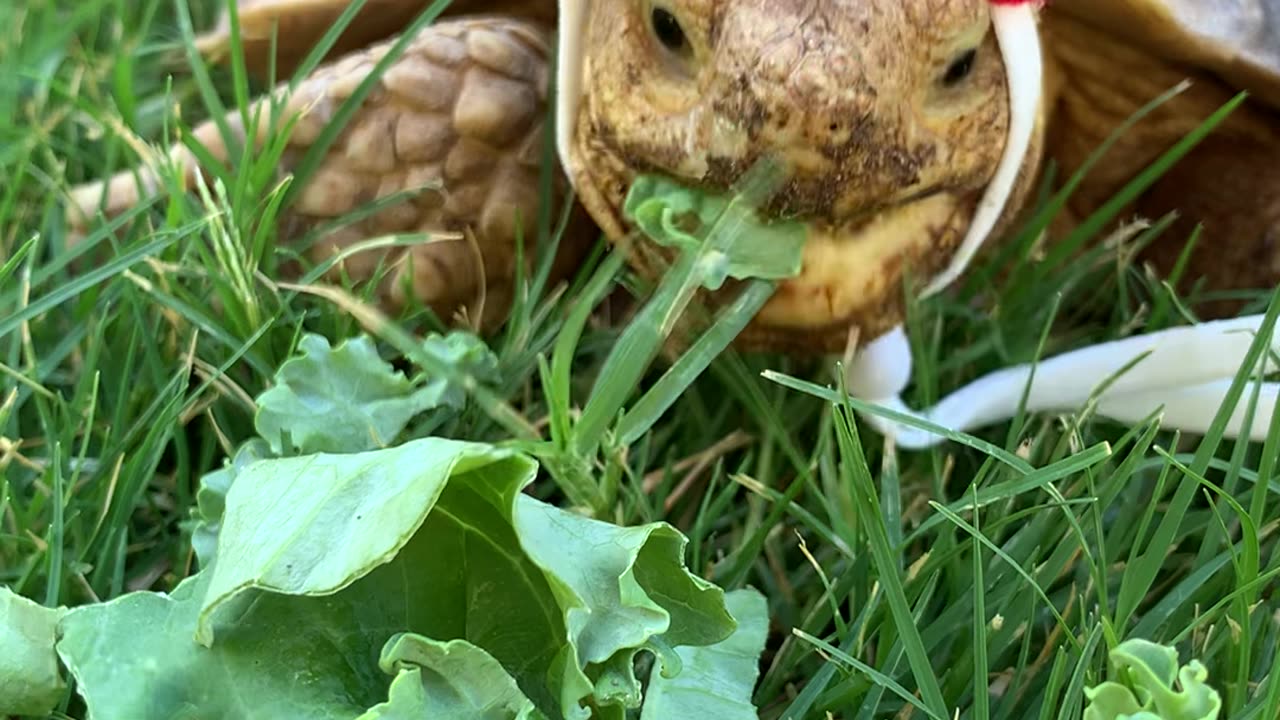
[570,0,1043,351]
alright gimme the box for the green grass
[3,0,1280,718]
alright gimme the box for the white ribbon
[555,0,589,186]
[848,316,1279,449]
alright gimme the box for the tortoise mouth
[568,140,991,347]
[831,183,968,236]
[748,187,981,335]
[567,111,1041,353]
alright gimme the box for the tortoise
[65,0,1280,448]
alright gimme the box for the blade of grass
[972,485,990,720]
[833,400,948,716]
[764,369,1035,472]
[1115,288,1280,630]
[616,279,775,445]
[928,501,1082,650]
[1055,624,1103,720]
[791,629,948,720]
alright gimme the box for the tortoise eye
[941,48,978,86]
[651,7,687,51]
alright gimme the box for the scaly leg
[68,16,592,330]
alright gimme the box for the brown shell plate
[196,0,557,79]
[1053,0,1280,108]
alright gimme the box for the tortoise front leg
[68,16,590,330]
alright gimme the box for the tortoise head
[556,0,1045,352]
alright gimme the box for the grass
[3,0,1280,717]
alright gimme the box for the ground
[2,1,1279,718]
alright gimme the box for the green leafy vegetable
[43,436,754,720]
[184,438,568,713]
[358,635,546,719]
[57,572,390,719]
[1083,639,1222,720]
[254,332,494,455]
[623,174,806,289]
[194,439,532,646]
[514,493,737,717]
[0,587,66,717]
[640,588,770,720]
[421,328,502,384]
[188,437,271,566]
[555,170,808,499]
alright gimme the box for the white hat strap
[555,0,588,185]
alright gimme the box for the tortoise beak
[921,2,1044,297]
